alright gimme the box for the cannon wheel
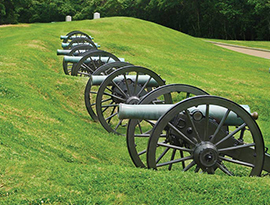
[63,44,97,75]
[71,50,121,76]
[127,84,209,168]
[84,62,133,121]
[63,37,97,50]
[92,61,133,75]
[147,95,264,176]
[96,66,165,135]
[62,31,93,43]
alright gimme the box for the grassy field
[0,17,270,204]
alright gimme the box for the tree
[248,0,270,40]
[0,0,18,24]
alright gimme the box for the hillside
[0,17,270,204]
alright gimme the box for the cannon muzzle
[57,49,71,55]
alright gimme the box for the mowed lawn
[0,17,270,204]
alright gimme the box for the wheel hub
[126,96,140,104]
[194,142,218,168]
[112,78,147,103]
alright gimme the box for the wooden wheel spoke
[168,122,196,146]
[101,97,113,103]
[156,155,193,168]
[185,109,201,143]
[134,72,139,95]
[114,119,123,131]
[194,165,200,173]
[144,119,156,127]
[106,56,111,63]
[102,103,112,113]
[90,102,96,106]
[138,149,147,156]
[211,109,231,143]
[82,62,94,73]
[105,86,113,93]
[217,162,234,176]
[157,142,192,152]
[168,149,177,170]
[180,150,185,169]
[105,111,119,121]
[215,123,246,147]
[108,106,117,124]
[204,104,210,141]
[101,104,118,108]
[137,119,143,134]
[137,76,152,97]
[219,156,255,168]
[103,92,126,102]
[156,147,170,164]
[183,160,196,172]
[89,56,98,70]
[218,143,255,152]
[123,74,131,96]
[111,80,128,99]
[92,98,112,107]
[134,133,151,137]
[77,71,91,76]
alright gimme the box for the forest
[1,0,270,40]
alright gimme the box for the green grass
[0,17,270,204]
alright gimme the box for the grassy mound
[0,17,269,204]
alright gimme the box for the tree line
[1,0,270,40]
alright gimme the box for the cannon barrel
[60,35,94,40]
[61,42,100,48]
[57,49,91,56]
[63,56,125,63]
[57,49,71,55]
[118,104,252,126]
[91,75,159,86]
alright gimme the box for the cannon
[84,61,133,121]
[60,30,94,43]
[61,37,99,50]
[119,95,270,176]
[63,50,125,76]
[124,84,209,168]
[57,44,97,56]
[58,31,101,75]
[93,65,166,135]
[58,45,98,75]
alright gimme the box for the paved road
[209,41,270,59]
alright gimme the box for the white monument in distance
[94,12,100,19]
[66,15,72,22]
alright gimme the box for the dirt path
[208,41,270,59]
